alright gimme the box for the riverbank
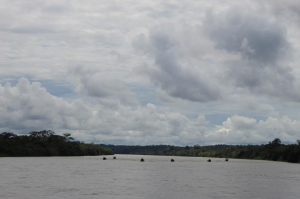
[103,138,300,163]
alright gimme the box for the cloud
[204,8,289,64]
[133,24,226,103]
[0,78,207,145]
[237,94,274,112]
[0,78,88,131]
[207,115,300,144]
[258,0,300,24]
[1,1,300,145]
[204,7,300,102]
[67,66,139,106]
[1,78,300,145]
[132,4,300,105]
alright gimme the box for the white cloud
[0,78,206,144]
[0,78,299,145]
[208,115,300,144]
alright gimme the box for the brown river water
[0,155,299,199]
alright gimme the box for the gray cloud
[152,53,222,103]
[68,66,139,106]
[203,7,300,102]
[225,60,299,100]
[133,26,224,103]
[258,0,300,24]
[133,9,300,104]
[204,9,289,64]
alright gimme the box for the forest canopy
[0,130,113,157]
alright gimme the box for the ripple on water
[0,155,300,199]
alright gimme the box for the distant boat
[171,159,175,162]
[113,156,116,159]
[141,158,144,162]
[207,159,211,162]
[225,158,228,161]
[103,157,106,160]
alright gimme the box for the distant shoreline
[103,139,300,163]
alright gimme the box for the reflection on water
[0,155,299,199]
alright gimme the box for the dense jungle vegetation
[103,138,300,163]
[0,130,113,157]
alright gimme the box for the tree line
[103,138,300,163]
[0,130,113,157]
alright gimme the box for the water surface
[0,155,299,199]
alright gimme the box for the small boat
[103,157,107,160]
[171,159,175,162]
[207,159,211,162]
[140,158,144,162]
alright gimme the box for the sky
[1,0,300,145]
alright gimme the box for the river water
[0,155,299,199]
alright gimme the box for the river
[0,155,299,199]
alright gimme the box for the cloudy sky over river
[1,0,300,145]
